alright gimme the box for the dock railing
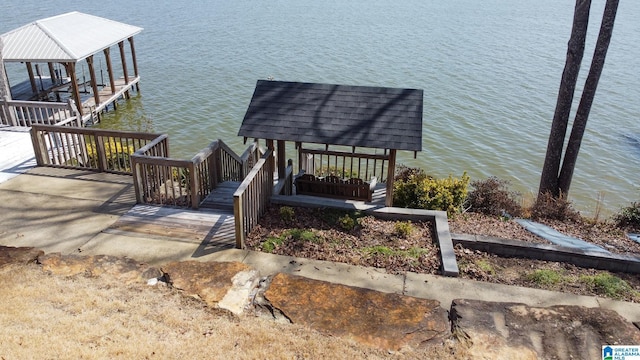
[274,159,294,196]
[30,124,160,174]
[131,139,260,209]
[2,99,80,127]
[233,149,274,249]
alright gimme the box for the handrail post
[189,162,199,209]
[30,126,47,166]
[131,156,143,204]
[234,194,244,249]
[95,134,107,172]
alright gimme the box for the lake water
[2,0,639,216]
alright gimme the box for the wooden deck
[81,76,140,118]
[105,204,237,255]
[0,126,36,184]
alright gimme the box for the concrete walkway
[1,167,640,324]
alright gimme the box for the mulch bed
[247,205,640,302]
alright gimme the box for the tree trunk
[538,0,591,197]
[557,0,619,194]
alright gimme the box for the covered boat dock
[0,11,143,125]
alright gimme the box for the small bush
[475,260,496,276]
[526,269,563,286]
[394,221,413,238]
[279,206,295,223]
[262,236,285,253]
[614,202,640,230]
[288,229,319,243]
[467,177,522,217]
[337,214,356,231]
[530,192,581,222]
[580,273,636,300]
[393,167,469,216]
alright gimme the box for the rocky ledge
[1,245,639,356]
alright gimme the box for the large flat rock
[451,298,640,360]
[162,261,259,315]
[264,272,449,351]
[39,253,161,284]
[0,245,43,268]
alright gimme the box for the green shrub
[475,260,496,276]
[614,202,640,230]
[279,206,295,223]
[287,229,319,243]
[262,236,285,253]
[530,191,581,222]
[580,273,636,300]
[393,167,469,216]
[337,214,356,231]
[467,177,522,217]
[394,221,413,238]
[526,269,563,286]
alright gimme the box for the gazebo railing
[298,147,390,183]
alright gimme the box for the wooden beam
[86,56,101,107]
[277,140,286,179]
[385,149,396,207]
[103,48,116,94]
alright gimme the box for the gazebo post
[385,149,396,207]
[266,139,275,175]
[86,55,101,109]
[277,140,286,179]
[103,48,116,95]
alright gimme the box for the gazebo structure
[0,12,143,124]
[238,80,423,206]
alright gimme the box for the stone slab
[450,298,640,360]
[242,251,405,295]
[404,272,601,312]
[265,272,450,351]
[39,252,161,284]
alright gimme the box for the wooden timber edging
[452,233,640,274]
[269,195,459,277]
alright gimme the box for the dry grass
[0,264,463,359]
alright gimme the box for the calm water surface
[2,0,639,215]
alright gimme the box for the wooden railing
[299,146,390,183]
[1,99,80,127]
[131,139,259,209]
[30,124,160,175]
[233,149,274,248]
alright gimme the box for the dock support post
[65,63,83,118]
[103,48,116,95]
[128,37,140,92]
[86,56,101,108]
[118,41,130,98]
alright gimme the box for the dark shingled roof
[238,80,423,151]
